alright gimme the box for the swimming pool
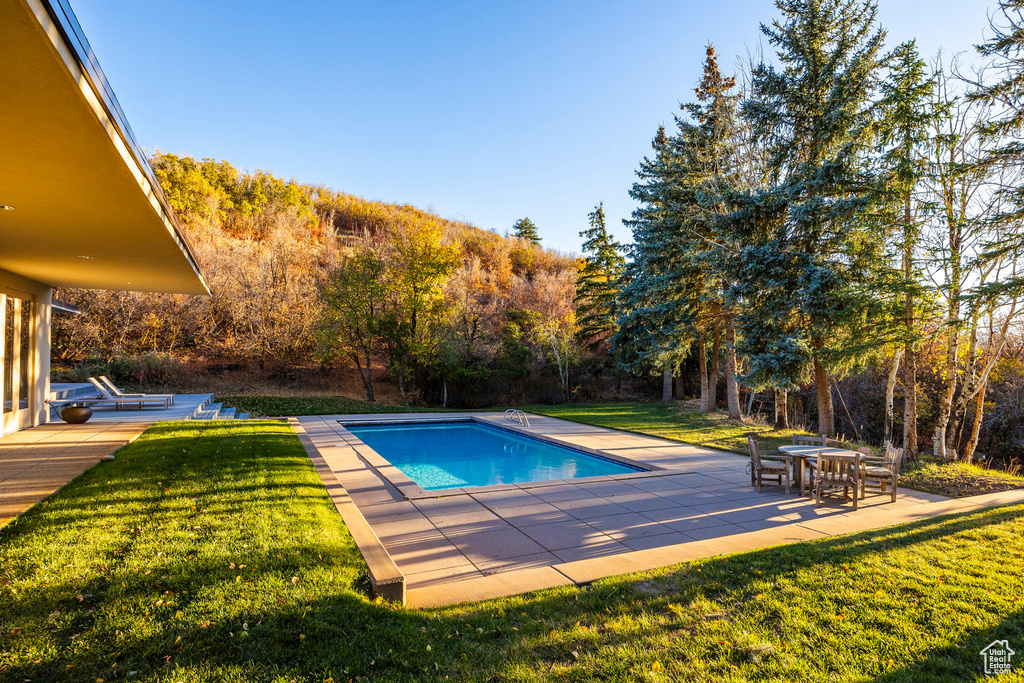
[343,420,645,491]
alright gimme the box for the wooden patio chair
[792,434,827,493]
[862,443,903,503]
[748,437,791,494]
[813,451,861,510]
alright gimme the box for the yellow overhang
[0,0,210,295]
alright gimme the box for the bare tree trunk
[397,370,409,407]
[774,389,789,430]
[706,323,721,413]
[662,363,672,405]
[884,349,902,446]
[903,345,918,459]
[353,353,375,402]
[963,384,986,464]
[812,342,835,437]
[365,352,375,402]
[442,380,448,409]
[933,234,961,456]
[902,195,919,460]
[697,334,709,412]
[724,318,741,421]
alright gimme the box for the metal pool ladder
[504,408,530,427]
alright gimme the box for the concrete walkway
[295,412,1024,608]
[0,421,147,528]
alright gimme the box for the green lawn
[218,395,446,418]
[2,421,1023,681]
[520,402,816,455]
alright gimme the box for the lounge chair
[86,377,172,409]
[99,375,174,405]
[748,437,791,493]
[862,442,903,503]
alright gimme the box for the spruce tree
[574,202,625,351]
[738,0,887,437]
[512,217,542,245]
[876,40,939,458]
[613,127,692,382]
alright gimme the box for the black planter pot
[60,405,93,424]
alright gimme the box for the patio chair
[99,375,174,405]
[812,451,861,510]
[793,434,827,490]
[862,443,903,503]
[748,437,791,494]
[86,377,172,409]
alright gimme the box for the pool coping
[334,415,667,500]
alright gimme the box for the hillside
[51,154,591,404]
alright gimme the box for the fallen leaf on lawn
[230,563,236,569]
[10,627,21,635]
[291,576,299,584]
[652,661,663,672]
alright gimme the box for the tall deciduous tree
[319,246,387,402]
[738,0,888,437]
[876,40,940,458]
[574,202,625,351]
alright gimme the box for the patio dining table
[779,444,864,497]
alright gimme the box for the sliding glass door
[1,294,34,434]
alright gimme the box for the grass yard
[520,402,815,455]
[218,395,446,418]
[2,421,1024,681]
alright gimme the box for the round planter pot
[60,406,93,424]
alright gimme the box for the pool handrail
[504,408,531,427]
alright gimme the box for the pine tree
[738,0,888,437]
[574,202,625,351]
[876,40,940,458]
[613,126,692,389]
[682,45,745,419]
[512,217,542,245]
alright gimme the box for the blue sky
[73,0,995,253]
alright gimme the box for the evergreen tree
[737,0,888,437]
[615,46,748,418]
[875,40,940,458]
[512,217,542,245]
[970,0,1024,295]
[680,45,745,419]
[574,202,625,351]
[613,126,692,391]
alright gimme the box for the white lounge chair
[87,377,172,409]
[99,375,174,405]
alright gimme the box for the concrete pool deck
[292,412,1024,608]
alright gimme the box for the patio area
[0,390,226,528]
[293,412,1024,607]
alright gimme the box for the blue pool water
[343,421,643,491]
